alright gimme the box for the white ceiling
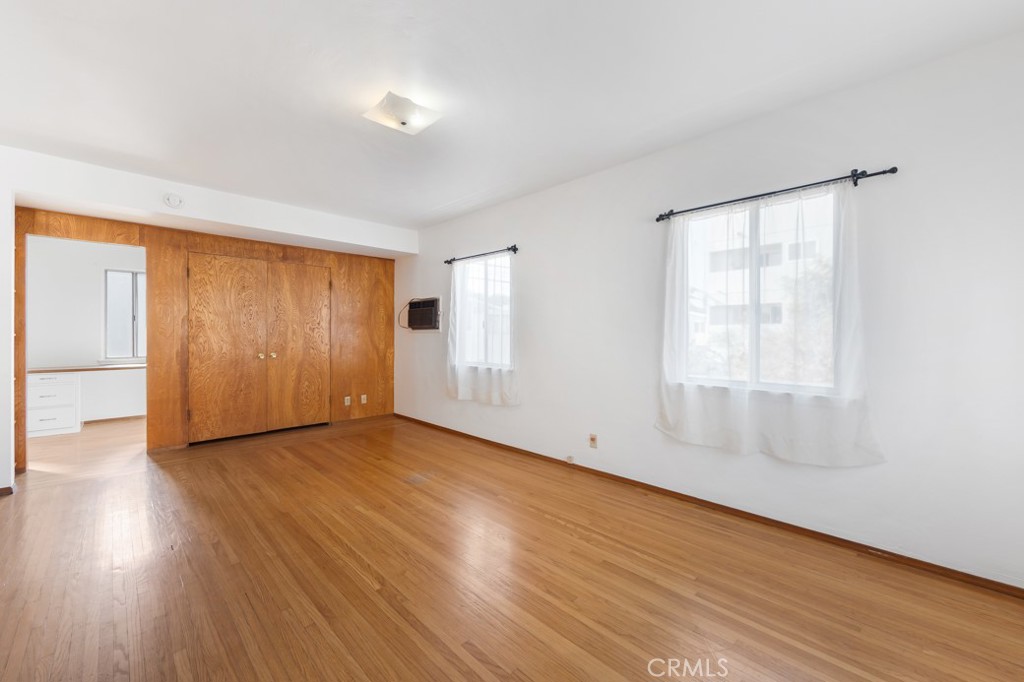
[2,1,1023,228]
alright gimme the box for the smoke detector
[363,91,441,135]
[163,193,184,209]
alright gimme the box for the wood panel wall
[333,254,395,420]
[140,227,190,450]
[13,208,395,467]
[13,208,32,473]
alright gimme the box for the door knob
[258,353,265,360]
[270,352,278,359]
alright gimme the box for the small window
[451,253,512,368]
[105,270,146,359]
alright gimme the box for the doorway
[23,235,148,481]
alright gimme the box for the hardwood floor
[23,417,149,488]
[2,417,1022,681]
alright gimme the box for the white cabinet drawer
[26,372,81,436]
[27,406,78,432]
[28,373,69,385]
[27,383,76,408]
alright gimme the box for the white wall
[27,236,145,367]
[0,145,419,490]
[395,33,1024,587]
[0,189,12,489]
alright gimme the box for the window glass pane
[709,246,747,272]
[456,254,512,368]
[686,207,750,382]
[760,242,783,267]
[135,273,147,357]
[105,271,134,358]
[758,192,835,387]
[788,241,817,260]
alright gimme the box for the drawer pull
[39,394,58,398]
[40,417,58,422]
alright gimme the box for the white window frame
[680,191,839,396]
[104,269,146,361]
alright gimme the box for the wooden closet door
[266,262,331,430]
[188,253,268,442]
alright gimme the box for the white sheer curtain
[447,253,519,405]
[657,181,883,467]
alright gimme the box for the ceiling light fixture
[363,91,441,135]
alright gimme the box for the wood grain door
[266,262,331,431]
[188,253,268,442]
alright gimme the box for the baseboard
[330,414,400,427]
[0,485,13,496]
[146,415,397,453]
[394,413,1024,601]
[146,444,189,454]
[84,415,146,425]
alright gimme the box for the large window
[105,270,146,359]
[451,253,512,368]
[659,182,883,466]
[446,250,519,405]
[679,188,836,392]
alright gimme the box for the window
[709,243,782,271]
[105,270,146,359]
[759,242,783,267]
[447,251,519,406]
[659,182,883,466]
[677,188,836,391]
[709,247,747,272]
[788,241,818,260]
[451,253,512,368]
[709,303,782,326]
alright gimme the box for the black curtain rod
[444,244,519,265]
[654,166,898,223]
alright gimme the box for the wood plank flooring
[2,416,1022,681]
[21,418,149,489]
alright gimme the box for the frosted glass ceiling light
[363,91,441,135]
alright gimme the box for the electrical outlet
[344,396,351,406]
[360,394,368,405]
[589,433,598,448]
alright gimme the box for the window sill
[676,379,837,398]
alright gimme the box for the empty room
[1,2,1022,681]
